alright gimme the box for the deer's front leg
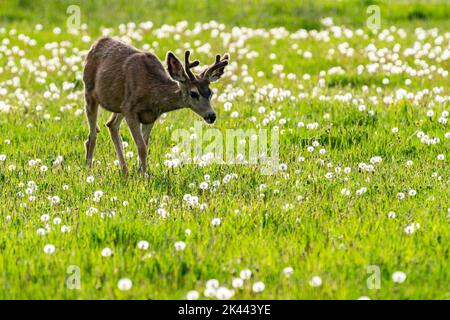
[124,112,147,174]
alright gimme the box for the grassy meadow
[0,0,449,299]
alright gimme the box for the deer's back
[83,37,168,113]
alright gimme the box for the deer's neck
[158,82,186,113]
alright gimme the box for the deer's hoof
[121,167,129,176]
[85,159,93,168]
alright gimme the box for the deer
[82,36,229,175]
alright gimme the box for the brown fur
[82,36,229,175]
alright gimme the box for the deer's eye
[190,91,199,99]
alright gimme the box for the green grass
[1,0,450,30]
[0,0,449,299]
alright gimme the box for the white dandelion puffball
[174,241,186,251]
[309,276,322,287]
[216,287,234,300]
[240,269,252,280]
[404,222,420,235]
[117,278,132,291]
[51,196,61,204]
[101,247,113,257]
[232,278,244,289]
[206,279,220,289]
[392,271,407,283]
[204,287,216,298]
[252,281,265,293]
[86,176,94,183]
[388,211,396,219]
[211,217,221,226]
[283,267,294,277]
[137,240,149,250]
[125,151,134,158]
[43,244,55,254]
[186,290,199,300]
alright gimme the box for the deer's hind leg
[84,92,100,167]
[141,123,154,147]
[106,113,128,175]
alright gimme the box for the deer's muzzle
[204,112,216,124]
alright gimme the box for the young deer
[83,36,229,175]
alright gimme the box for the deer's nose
[204,112,216,124]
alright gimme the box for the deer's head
[167,51,229,124]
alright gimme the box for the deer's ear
[167,52,188,83]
